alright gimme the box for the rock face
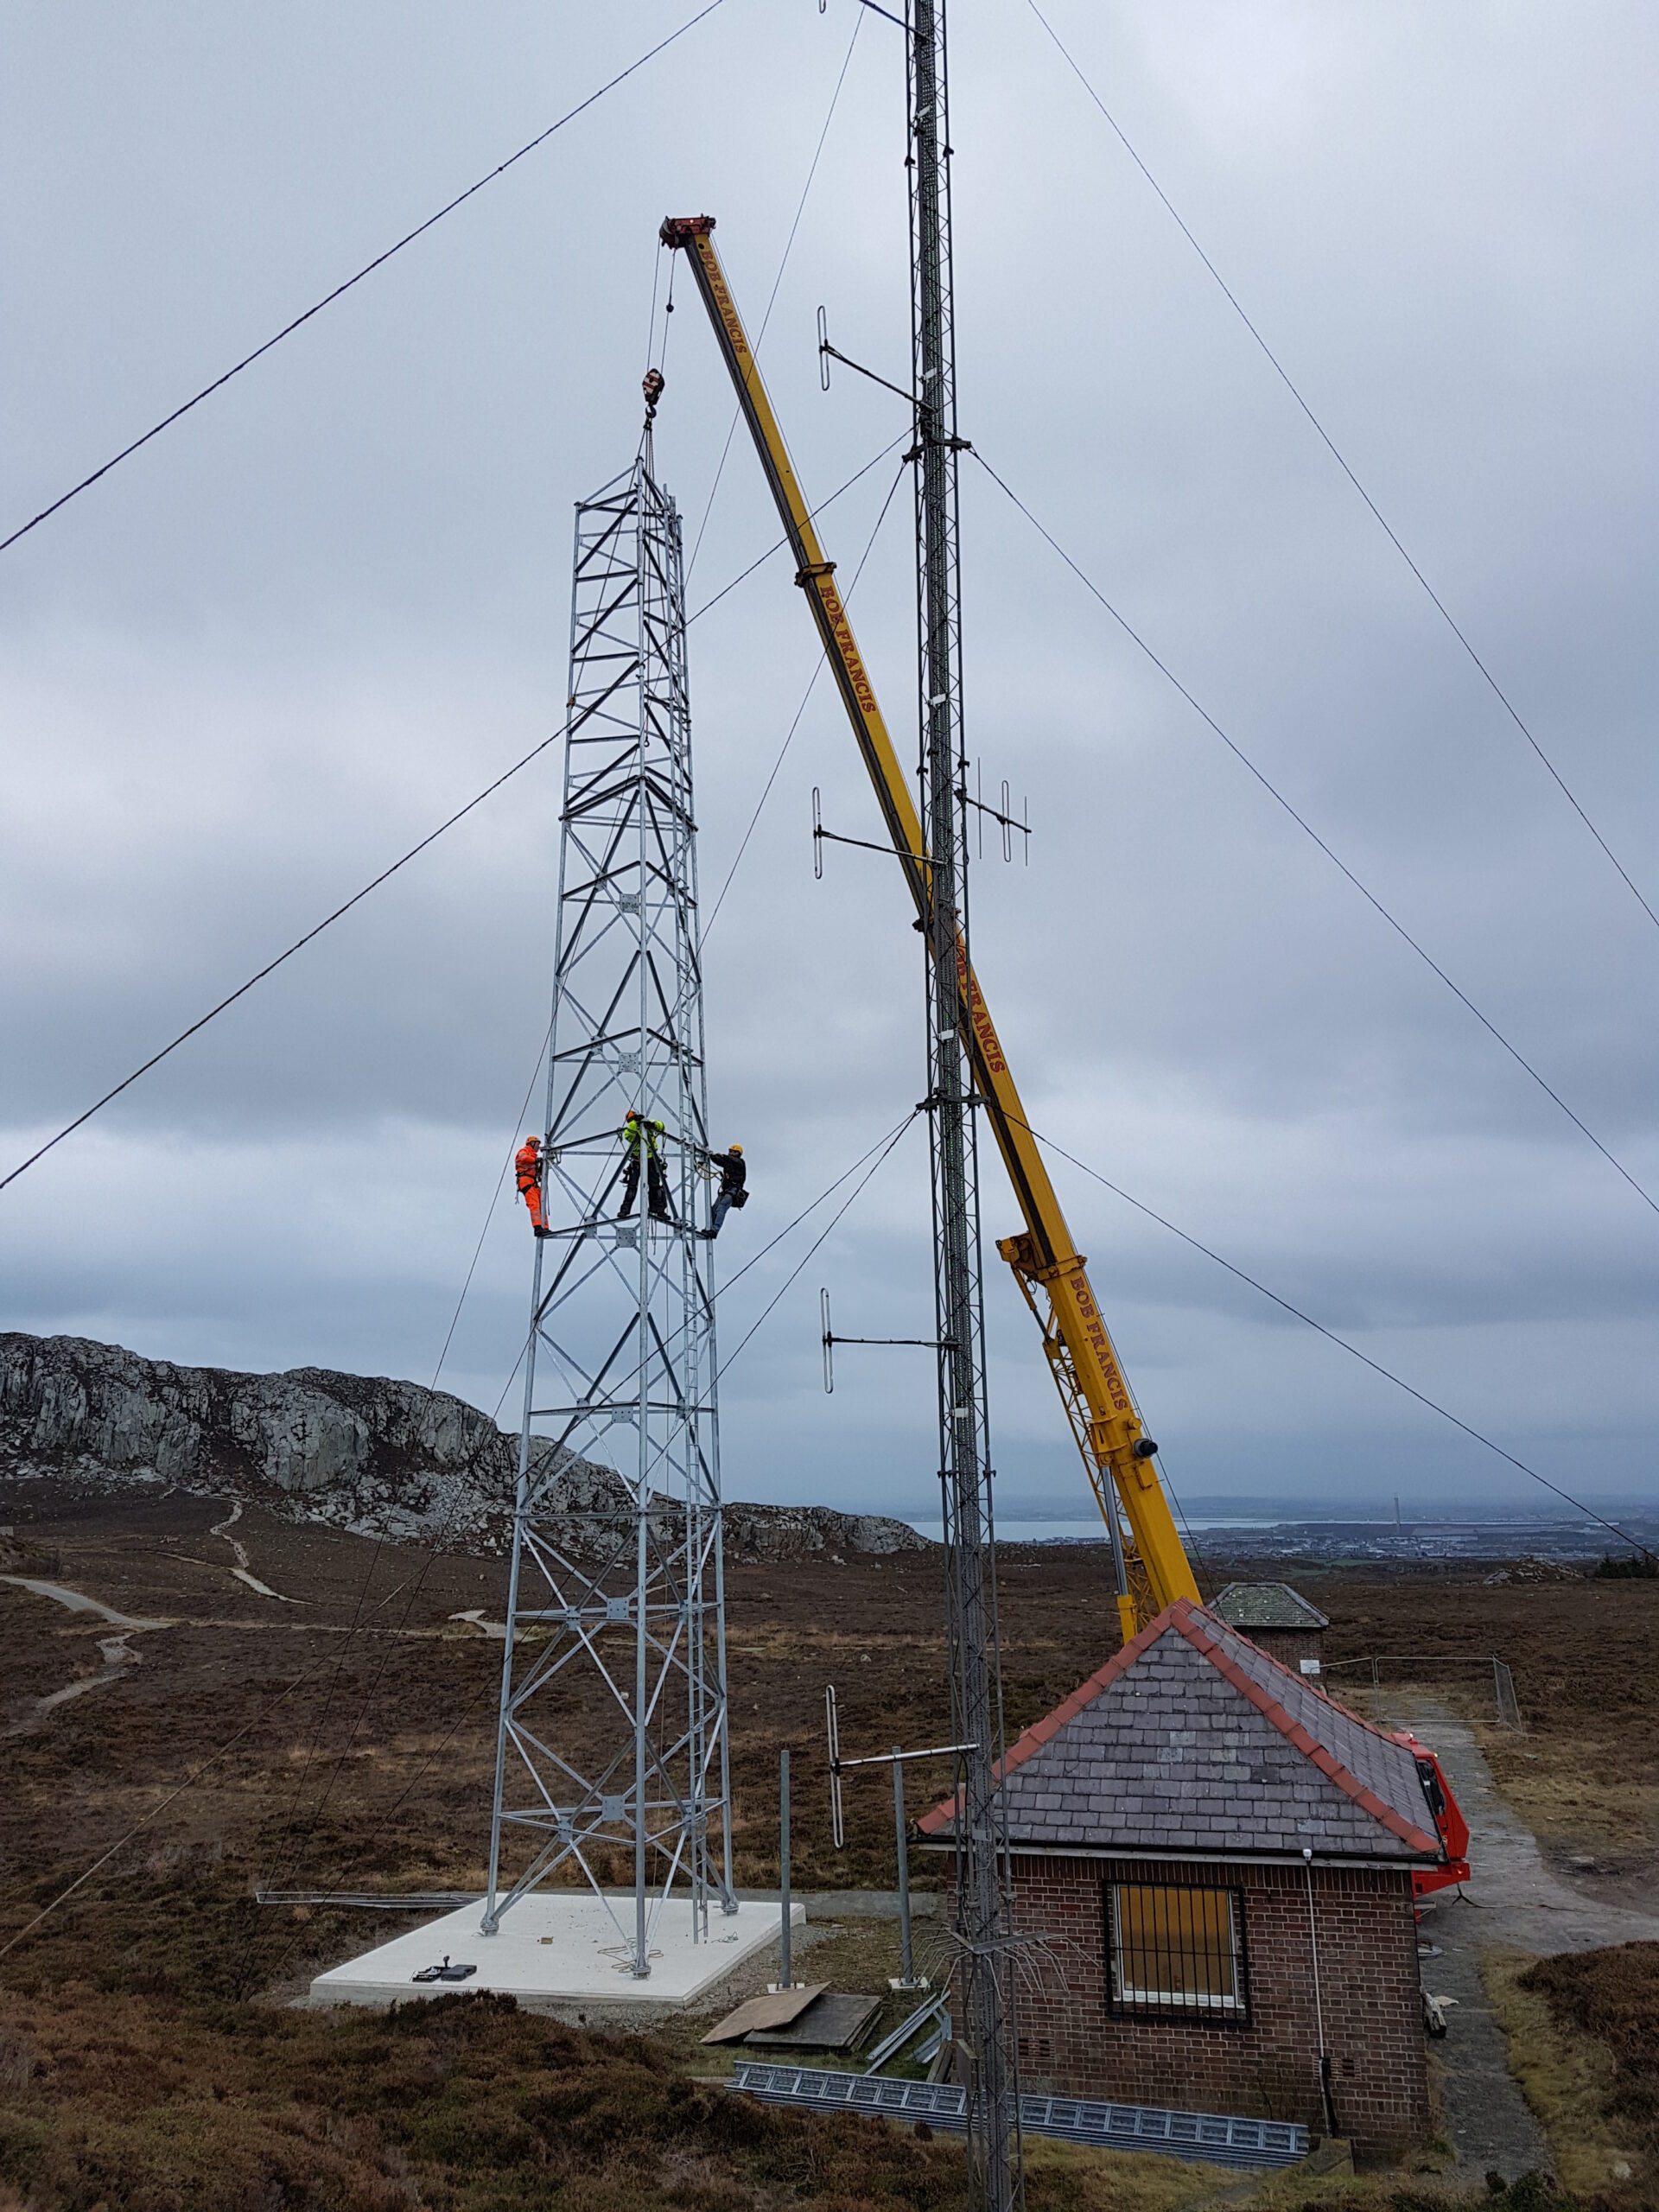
[0,1330,522,1548]
[0,1332,928,1560]
[722,1503,926,1561]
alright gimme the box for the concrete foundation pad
[308,1892,802,2012]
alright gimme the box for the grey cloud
[3,0,1656,1522]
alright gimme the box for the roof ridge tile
[919,1597,1441,1859]
[916,1610,1174,1836]
[1173,1604,1440,1854]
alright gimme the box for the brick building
[1211,1581,1330,1675]
[918,1598,1447,2160]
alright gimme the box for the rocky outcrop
[722,1503,926,1560]
[0,1331,523,1547]
[0,1332,927,1560]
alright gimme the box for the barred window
[1104,1883,1249,2022]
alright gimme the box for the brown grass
[5,1491,1651,2209]
[1311,1573,1659,1869]
[1497,1942,1659,2206]
[0,1980,1242,2212]
[1480,1950,1632,2202]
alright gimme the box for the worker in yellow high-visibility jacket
[618,1109,672,1224]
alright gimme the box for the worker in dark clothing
[618,1109,672,1223]
[702,1144,747,1240]
[516,1135,552,1237]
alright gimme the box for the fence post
[888,1751,929,1990]
[779,1747,792,1989]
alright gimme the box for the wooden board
[702,1981,829,2044]
[743,1991,882,2053]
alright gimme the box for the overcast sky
[3,1,1656,1529]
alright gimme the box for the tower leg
[484,446,729,1967]
[909,0,1021,2199]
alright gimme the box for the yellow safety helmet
[728,1143,742,1155]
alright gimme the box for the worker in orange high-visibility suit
[516,1135,551,1237]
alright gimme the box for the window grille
[1103,1883,1249,2024]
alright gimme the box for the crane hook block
[643,368,666,418]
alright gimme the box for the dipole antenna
[907,1,1024,2203]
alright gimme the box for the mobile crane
[660,213,1471,1898]
[661,215,1476,1925]
[663,213,1192,1646]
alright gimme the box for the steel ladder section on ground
[729,2062,1309,2170]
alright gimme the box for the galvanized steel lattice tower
[483,436,734,1974]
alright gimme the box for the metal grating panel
[729,2063,1309,2171]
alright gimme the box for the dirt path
[2,1573,460,1649]
[0,1574,174,1630]
[16,1631,143,1731]
[448,1610,505,1639]
[1393,1696,1659,2181]
[0,1580,165,1737]
[211,1498,302,1603]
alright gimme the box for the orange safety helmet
[626,1109,639,1121]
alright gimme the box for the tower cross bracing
[484,447,734,1977]
[909,0,1023,2203]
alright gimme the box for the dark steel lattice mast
[908,2,1023,2204]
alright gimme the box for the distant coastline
[907,1510,1659,1564]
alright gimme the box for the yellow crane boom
[663,214,1198,1640]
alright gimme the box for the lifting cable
[719,1108,918,1375]
[3,6,863,1201]
[1009,1109,1657,1567]
[971,447,1659,1225]
[644,246,664,385]
[257,1351,531,1903]
[684,6,865,585]
[687,433,908,632]
[484,1106,924,1538]
[0,1,728,561]
[0,1559,452,1961]
[1020,0,1659,942]
[0,444,897,1203]
[258,1013,554,1898]
[120,439,908,1894]
[0,1679,309,1964]
[0,732,560,1198]
[258,1103,921,1911]
[430,1013,556,1395]
[704,451,912,938]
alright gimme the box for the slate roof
[1211,1581,1330,1633]
[918,1598,1441,1864]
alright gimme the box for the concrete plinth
[308,1892,801,2012]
